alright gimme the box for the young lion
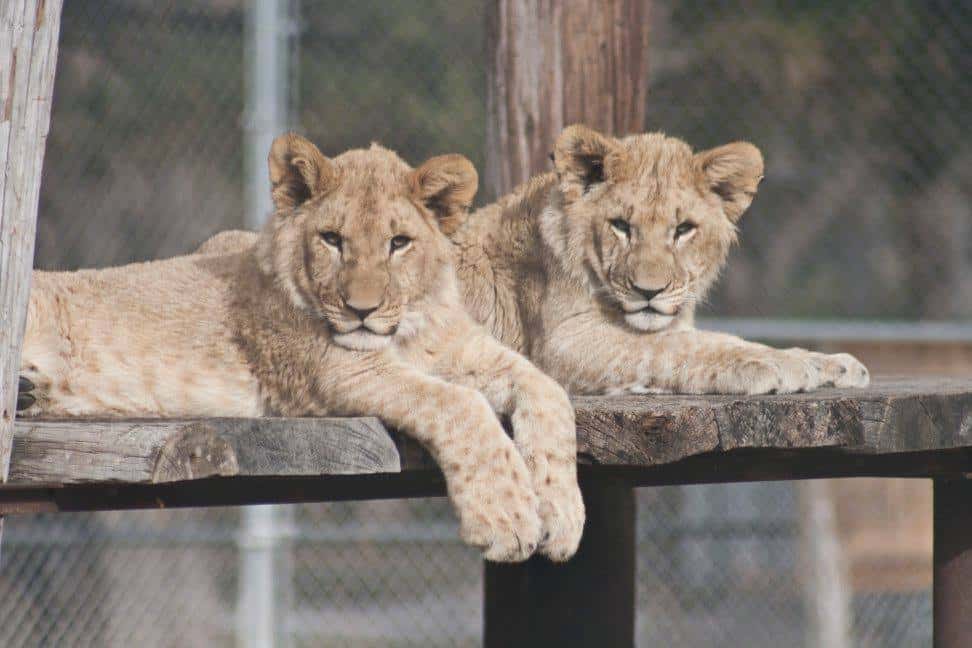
[17,135,584,562]
[185,126,870,396]
[452,125,870,395]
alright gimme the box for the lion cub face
[258,134,477,351]
[547,125,764,332]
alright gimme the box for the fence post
[799,480,853,648]
[0,0,63,563]
[238,1,297,645]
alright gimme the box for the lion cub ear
[268,133,338,211]
[695,142,764,222]
[410,154,478,235]
[553,124,627,196]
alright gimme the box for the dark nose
[633,284,666,302]
[348,305,377,321]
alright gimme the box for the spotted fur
[19,135,584,562]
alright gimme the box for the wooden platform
[2,377,970,511]
[3,377,972,647]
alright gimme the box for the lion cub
[451,125,870,395]
[184,126,870,396]
[17,135,584,562]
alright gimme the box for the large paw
[806,351,870,388]
[511,404,585,561]
[728,353,817,395]
[531,455,585,561]
[452,452,542,563]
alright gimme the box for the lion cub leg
[440,332,585,562]
[331,366,543,562]
[646,331,870,395]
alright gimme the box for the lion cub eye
[319,231,342,250]
[609,218,631,238]
[674,221,697,240]
[390,235,412,253]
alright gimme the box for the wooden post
[483,0,651,200]
[0,0,63,560]
[483,2,648,643]
[484,477,635,647]
[933,478,972,648]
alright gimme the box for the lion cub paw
[808,351,870,388]
[452,455,543,562]
[17,376,36,412]
[731,354,815,394]
[511,408,585,561]
[533,459,585,562]
[15,374,47,416]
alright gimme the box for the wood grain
[4,378,970,492]
[483,0,651,200]
[0,0,64,548]
[8,416,399,485]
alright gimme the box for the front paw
[512,407,585,561]
[531,456,585,561]
[452,455,542,562]
[807,351,870,388]
[726,354,817,395]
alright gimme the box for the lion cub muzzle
[330,274,401,351]
[619,281,685,332]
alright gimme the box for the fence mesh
[5,0,968,645]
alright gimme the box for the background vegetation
[37,1,969,320]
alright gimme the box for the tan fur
[450,124,869,395]
[195,128,869,397]
[20,135,584,562]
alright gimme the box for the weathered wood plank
[573,377,972,464]
[0,0,64,552]
[4,379,971,492]
[7,417,399,485]
[5,447,972,515]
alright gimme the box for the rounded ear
[410,154,478,235]
[695,142,764,222]
[268,133,338,211]
[553,124,628,195]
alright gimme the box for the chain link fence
[4,0,968,645]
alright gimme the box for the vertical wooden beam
[484,477,635,647]
[0,0,63,560]
[483,3,648,642]
[934,478,972,648]
[484,0,651,200]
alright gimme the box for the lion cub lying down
[453,125,870,395]
[17,135,584,562]
[193,126,870,396]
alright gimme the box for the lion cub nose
[348,304,378,321]
[633,284,665,302]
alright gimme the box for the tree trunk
[483,0,651,200]
[0,0,63,559]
